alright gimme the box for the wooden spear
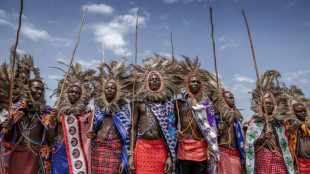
[130,9,139,158]
[242,10,269,129]
[209,7,223,121]
[8,0,23,119]
[171,32,181,132]
[54,8,87,109]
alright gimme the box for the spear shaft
[8,0,23,118]
[242,10,269,129]
[55,8,87,109]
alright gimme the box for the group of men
[0,53,309,174]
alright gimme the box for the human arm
[46,108,58,143]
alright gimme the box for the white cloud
[0,9,7,18]
[284,70,310,82]
[47,20,60,25]
[16,49,26,55]
[48,75,62,80]
[230,83,252,99]
[89,8,148,56]
[21,23,72,46]
[219,36,225,42]
[182,20,191,26]
[219,45,227,51]
[286,2,295,7]
[82,4,115,15]
[298,79,309,84]
[159,15,170,20]
[163,0,178,3]
[233,74,255,83]
[76,59,101,69]
[0,18,13,26]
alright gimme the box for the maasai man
[87,59,131,174]
[245,70,294,174]
[127,55,181,174]
[174,56,219,174]
[214,90,245,174]
[0,55,53,174]
[49,63,94,174]
[286,86,310,174]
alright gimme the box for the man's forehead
[69,85,82,91]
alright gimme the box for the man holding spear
[49,63,94,174]
[87,58,131,174]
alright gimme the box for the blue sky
[0,0,309,121]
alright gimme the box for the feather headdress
[18,54,45,112]
[250,70,290,123]
[52,63,95,116]
[284,86,310,132]
[93,58,131,114]
[178,56,221,107]
[131,54,182,102]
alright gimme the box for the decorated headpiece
[52,63,95,116]
[131,54,181,102]
[250,70,290,122]
[212,89,243,124]
[178,56,221,107]
[93,58,131,114]
[17,54,46,112]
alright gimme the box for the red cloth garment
[177,139,208,162]
[297,157,310,174]
[256,148,287,174]
[8,145,40,174]
[92,138,123,174]
[134,139,168,174]
[217,147,242,174]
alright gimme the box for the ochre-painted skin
[188,76,201,95]
[148,74,161,91]
[218,92,238,149]
[4,81,46,144]
[257,98,280,151]
[105,82,117,103]
[67,86,82,105]
[293,104,310,157]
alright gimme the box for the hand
[218,121,226,135]
[2,118,13,130]
[261,129,273,140]
[164,156,172,173]
[86,130,96,139]
[127,155,135,173]
[50,108,58,125]
[118,162,125,174]
[207,150,217,165]
[175,130,183,140]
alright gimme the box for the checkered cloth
[8,145,40,174]
[92,138,124,174]
[177,139,208,162]
[256,148,287,174]
[134,139,168,174]
[297,157,310,174]
[217,147,241,174]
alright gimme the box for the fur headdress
[93,58,131,114]
[284,85,310,133]
[130,54,182,102]
[250,70,290,123]
[178,56,221,107]
[52,63,95,116]
[212,89,243,124]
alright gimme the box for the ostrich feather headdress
[250,70,290,123]
[52,63,95,116]
[93,58,131,114]
[131,54,182,102]
[178,56,221,107]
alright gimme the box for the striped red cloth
[297,157,310,174]
[256,148,287,174]
[134,139,168,174]
[8,145,40,174]
[91,138,123,174]
[177,139,208,162]
[217,147,241,174]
